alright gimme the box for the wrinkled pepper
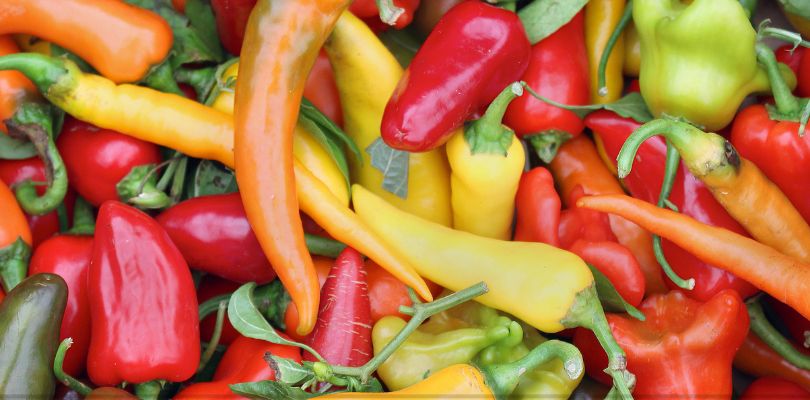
[324,11,451,225]
[574,289,748,399]
[585,0,625,103]
[514,167,561,246]
[0,179,31,292]
[381,1,530,151]
[87,201,199,385]
[0,0,172,83]
[0,36,36,134]
[0,273,67,398]
[447,83,524,240]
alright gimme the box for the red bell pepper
[350,0,420,29]
[197,275,242,346]
[741,377,810,399]
[87,201,199,385]
[503,10,589,162]
[513,167,561,246]
[28,234,92,377]
[56,118,162,206]
[568,240,644,307]
[573,289,749,398]
[381,0,530,151]
[586,110,758,301]
[155,193,277,284]
[174,334,303,399]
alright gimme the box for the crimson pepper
[799,45,810,98]
[350,0,420,29]
[573,289,749,398]
[586,110,758,301]
[741,377,810,400]
[513,167,560,246]
[303,50,344,128]
[568,240,644,307]
[381,1,530,151]
[87,201,199,385]
[776,45,804,78]
[557,185,617,249]
[56,118,162,206]
[197,275,242,346]
[174,334,303,399]
[211,0,256,55]
[156,193,277,284]
[503,10,589,162]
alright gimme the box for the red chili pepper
[87,201,199,385]
[197,276,242,346]
[513,167,561,246]
[56,118,161,206]
[503,10,589,159]
[574,289,748,398]
[28,234,92,377]
[174,335,302,399]
[735,332,810,392]
[303,247,373,369]
[380,1,530,151]
[741,377,810,400]
[776,45,804,78]
[586,110,758,301]
[303,50,344,127]
[568,240,644,307]
[349,0,420,29]
[557,185,617,249]
[211,0,257,55]
[155,193,277,284]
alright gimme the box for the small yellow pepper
[585,0,625,103]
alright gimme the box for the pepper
[513,167,561,246]
[413,0,463,37]
[776,45,804,78]
[573,289,748,398]
[197,276,241,346]
[557,186,618,249]
[211,0,257,55]
[622,21,640,77]
[0,0,172,83]
[87,201,199,385]
[619,118,810,264]
[769,297,810,350]
[350,0,420,29]
[735,332,810,393]
[0,273,67,398]
[0,179,31,292]
[569,241,644,307]
[324,11,452,226]
[549,135,666,294]
[783,7,810,41]
[380,1,530,152]
[351,185,635,396]
[576,194,810,320]
[585,0,625,103]
[446,83,524,240]
[741,377,810,400]
[588,110,758,300]
[503,11,589,161]
[0,36,36,134]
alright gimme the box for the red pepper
[586,110,758,301]
[303,50,344,128]
[557,185,617,249]
[735,332,810,392]
[174,334,303,399]
[56,118,162,206]
[197,275,242,346]
[380,1,530,151]
[741,377,810,400]
[573,289,748,398]
[155,193,276,284]
[303,247,373,369]
[211,0,256,55]
[349,0,420,29]
[798,45,810,97]
[87,201,199,385]
[503,10,589,160]
[776,45,804,78]
[513,167,560,246]
[568,240,644,307]
[28,234,92,377]
[769,297,810,350]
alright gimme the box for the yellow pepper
[446,83,524,240]
[623,21,641,77]
[324,11,453,226]
[585,0,626,103]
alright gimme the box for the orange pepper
[233,0,353,335]
[0,0,172,83]
[0,180,30,247]
[0,36,36,134]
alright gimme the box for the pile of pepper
[2,0,810,398]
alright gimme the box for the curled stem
[53,338,93,396]
[748,298,810,369]
[198,300,227,373]
[597,0,633,98]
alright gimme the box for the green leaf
[779,0,810,19]
[587,264,645,321]
[602,92,654,123]
[0,134,37,160]
[185,0,221,54]
[299,98,362,163]
[191,160,238,197]
[518,0,589,44]
[366,137,409,199]
[265,355,314,386]
[230,381,317,400]
[297,117,351,194]
[253,279,290,331]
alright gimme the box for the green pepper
[634,0,795,131]
[0,273,67,397]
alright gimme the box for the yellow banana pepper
[623,21,641,77]
[324,11,453,226]
[585,0,626,103]
[446,83,525,240]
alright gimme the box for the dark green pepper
[0,273,67,397]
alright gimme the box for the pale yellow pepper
[585,0,626,103]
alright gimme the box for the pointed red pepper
[513,167,561,246]
[568,240,644,307]
[349,0,420,29]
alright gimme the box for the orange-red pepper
[735,332,810,393]
[0,36,36,134]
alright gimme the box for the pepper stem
[198,300,227,373]
[747,298,810,369]
[0,53,69,93]
[481,339,584,398]
[53,338,93,396]
[0,237,32,292]
[597,0,633,98]
[375,0,404,26]
[67,197,95,236]
[756,43,800,116]
[464,82,522,156]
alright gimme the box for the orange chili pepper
[0,179,32,292]
[549,136,666,294]
[577,194,810,320]
[0,36,36,134]
[0,0,172,83]
[233,0,352,335]
[734,332,810,393]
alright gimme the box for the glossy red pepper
[586,110,758,301]
[56,118,162,206]
[211,0,256,55]
[574,290,748,399]
[776,45,804,78]
[381,0,530,151]
[303,50,344,127]
[349,0,420,29]
[197,275,241,346]
[799,45,810,97]
[87,201,199,385]
[741,377,810,399]
[28,234,92,377]
[513,167,560,246]
[557,185,617,249]
[568,240,644,307]
[174,334,302,399]
[156,193,277,284]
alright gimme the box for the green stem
[756,43,800,116]
[134,380,163,400]
[116,164,172,210]
[170,157,188,202]
[481,340,584,396]
[375,0,404,26]
[175,65,217,103]
[142,61,185,97]
[323,282,489,383]
[0,53,69,93]
[0,237,31,292]
[67,197,95,236]
[155,155,181,192]
[305,233,347,258]
[597,0,633,98]
[759,27,810,49]
[199,293,231,320]
[464,82,522,155]
[53,338,93,396]
[198,300,227,373]
[748,298,810,369]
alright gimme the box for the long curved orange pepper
[577,194,810,320]
[0,36,36,134]
[549,136,666,294]
[233,0,357,335]
[0,0,172,83]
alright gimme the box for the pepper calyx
[464,82,522,156]
[525,130,572,164]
